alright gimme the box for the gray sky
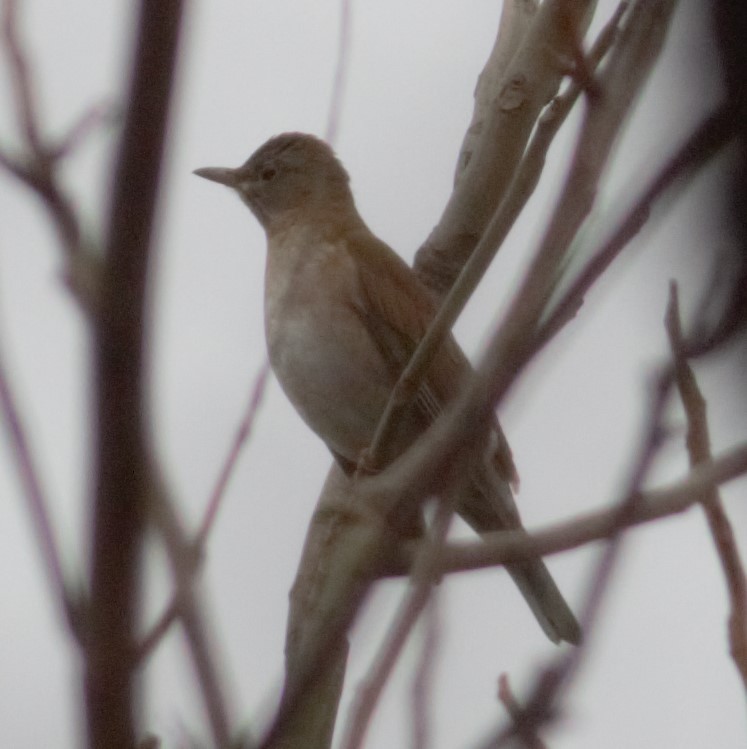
[1,1,745,748]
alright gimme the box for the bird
[194,132,581,645]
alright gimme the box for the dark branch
[85,3,187,749]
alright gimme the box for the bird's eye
[260,167,277,181]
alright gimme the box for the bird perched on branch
[195,132,581,645]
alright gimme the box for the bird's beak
[193,166,239,187]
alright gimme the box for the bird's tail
[462,463,582,645]
[505,548,582,645]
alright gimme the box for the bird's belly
[266,299,393,462]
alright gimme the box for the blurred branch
[49,102,118,161]
[665,283,747,693]
[403,441,747,575]
[470,8,694,736]
[497,674,547,749]
[536,103,735,347]
[147,477,234,749]
[479,376,675,748]
[0,0,102,311]
[340,502,453,749]
[1,2,232,744]
[84,2,188,748]
[136,361,270,663]
[196,360,270,548]
[411,594,439,749]
[2,0,43,154]
[0,337,83,638]
[369,0,679,509]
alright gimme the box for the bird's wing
[346,226,518,486]
[345,228,466,419]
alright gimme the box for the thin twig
[0,0,95,645]
[340,501,453,749]
[477,368,675,749]
[518,1,628,208]
[411,594,439,749]
[196,360,271,549]
[536,103,735,347]
[0,338,82,638]
[0,0,82,257]
[2,0,43,153]
[665,282,747,693]
[148,473,234,749]
[402,441,747,576]
[0,0,102,315]
[136,597,180,665]
[50,102,119,160]
[136,361,271,663]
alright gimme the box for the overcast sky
[1,2,745,748]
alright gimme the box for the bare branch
[536,104,735,347]
[510,0,627,219]
[415,0,597,294]
[196,360,270,549]
[147,475,234,749]
[497,674,548,749]
[136,361,270,663]
[50,102,119,161]
[404,442,747,576]
[411,596,439,749]
[2,0,43,153]
[84,2,192,748]
[454,0,538,185]
[0,0,100,310]
[340,502,453,749]
[0,336,82,638]
[665,283,747,693]
[474,0,679,413]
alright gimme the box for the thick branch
[85,3,185,749]
[414,0,597,294]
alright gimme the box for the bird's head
[194,132,354,232]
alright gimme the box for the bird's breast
[263,231,393,460]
